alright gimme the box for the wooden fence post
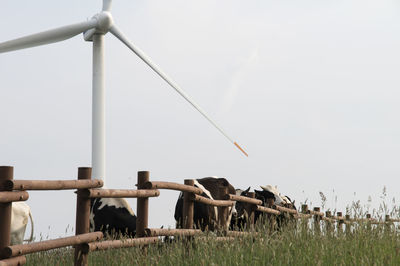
[325,211,332,234]
[136,171,149,238]
[345,214,351,234]
[0,166,13,260]
[74,167,92,266]
[248,192,256,230]
[313,207,321,234]
[301,204,308,214]
[218,186,229,233]
[385,214,391,234]
[337,212,343,234]
[301,204,309,233]
[183,179,194,229]
[366,214,371,231]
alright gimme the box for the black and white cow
[255,185,296,228]
[174,177,236,231]
[230,187,252,230]
[11,202,34,245]
[230,185,296,230]
[90,198,136,237]
[256,185,296,210]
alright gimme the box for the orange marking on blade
[234,142,248,157]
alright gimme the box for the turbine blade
[102,0,112,11]
[0,19,97,53]
[110,25,248,157]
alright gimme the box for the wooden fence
[0,166,398,266]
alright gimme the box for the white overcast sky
[1,0,399,239]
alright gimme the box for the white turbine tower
[0,0,248,182]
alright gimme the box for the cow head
[254,188,276,208]
[281,195,296,210]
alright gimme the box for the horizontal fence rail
[0,256,26,266]
[225,194,262,205]
[225,231,258,237]
[275,205,298,215]
[3,180,103,191]
[145,228,203,237]
[197,236,236,242]
[0,191,29,203]
[193,194,235,207]
[295,213,313,219]
[144,181,203,195]
[84,237,160,252]
[0,232,103,259]
[86,189,160,198]
[256,205,281,215]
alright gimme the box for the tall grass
[26,221,400,265]
[26,201,400,265]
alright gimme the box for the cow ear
[245,187,251,193]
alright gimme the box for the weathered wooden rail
[85,189,160,198]
[0,165,398,266]
[83,237,160,252]
[144,181,203,195]
[0,192,28,203]
[2,179,103,191]
[145,228,203,237]
[0,233,103,258]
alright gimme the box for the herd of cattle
[9,176,296,245]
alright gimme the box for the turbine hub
[83,11,114,41]
[96,11,114,33]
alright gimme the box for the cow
[230,187,252,230]
[90,198,136,237]
[174,177,236,231]
[230,185,296,230]
[11,202,34,245]
[255,185,296,229]
[258,185,296,210]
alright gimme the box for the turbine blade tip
[234,142,248,157]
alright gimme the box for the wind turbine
[0,0,248,182]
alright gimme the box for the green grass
[25,196,400,265]
[26,221,400,265]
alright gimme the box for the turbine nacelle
[83,12,114,41]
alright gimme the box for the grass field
[26,218,400,265]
